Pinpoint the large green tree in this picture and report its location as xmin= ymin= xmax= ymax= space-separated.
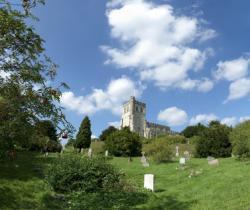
xmin=105 ymin=127 xmax=142 ymax=157
xmin=196 ymin=121 xmax=232 ymax=158
xmin=0 ymin=0 xmax=74 ymax=154
xmin=99 ymin=126 xmax=118 ymax=141
xmin=76 ymin=116 xmax=92 ymax=150
xmin=230 ymin=120 xmax=250 ymax=158
xmin=181 ymin=123 xmax=207 ymax=138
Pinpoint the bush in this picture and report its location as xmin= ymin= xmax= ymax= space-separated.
xmin=151 ymin=135 xmax=187 ymax=144
xmin=143 ymin=139 xmax=174 ymax=163
xmin=195 ymin=121 xmax=232 ymax=158
xmin=105 ymin=128 xmax=142 ymax=157
xmin=46 ymin=155 xmax=123 ymax=193
xmin=99 ymin=126 xmax=118 ymax=141
xmin=230 ymin=120 xmax=250 ymax=158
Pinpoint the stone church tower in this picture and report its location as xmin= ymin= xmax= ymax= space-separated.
xmin=121 ymin=96 xmax=146 ymax=136
xmin=121 ymin=96 xmax=173 ymax=138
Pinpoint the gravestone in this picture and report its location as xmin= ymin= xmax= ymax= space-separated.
xmin=45 ymin=152 xmax=49 ymax=157
xmin=141 ymin=152 xmax=149 ymax=167
xmin=208 ymin=158 xmax=219 ymax=166
xmin=179 ymin=157 xmax=186 ymax=165
xmin=144 ymin=174 xmax=154 ymax=191
xmin=81 ymin=148 xmax=84 ymax=154
xmin=105 ymin=150 xmax=108 ymax=157
xmin=88 ymin=148 xmax=92 ymax=158
xmin=175 ymin=146 xmax=179 ymax=157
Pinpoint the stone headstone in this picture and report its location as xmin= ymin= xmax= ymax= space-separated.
xmin=179 ymin=157 xmax=186 ymax=165
xmin=144 ymin=174 xmax=154 ymax=191
xmin=208 ymin=158 xmax=219 ymax=166
xmin=175 ymin=146 xmax=179 ymax=157
xmin=45 ymin=152 xmax=49 ymax=157
xmin=81 ymin=148 xmax=84 ymax=154
xmin=105 ymin=150 xmax=108 ymax=157
xmin=141 ymin=153 xmax=149 ymax=167
xmin=88 ymin=148 xmax=92 ymax=158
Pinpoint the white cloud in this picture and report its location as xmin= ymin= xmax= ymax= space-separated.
xmin=190 ymin=113 xmax=217 ymax=125
xmin=108 ymin=121 xmax=121 ymax=128
xmin=214 ymin=57 xmax=250 ymax=81
xmin=61 ymin=76 xmax=145 ymax=116
xmin=158 ymin=107 xmax=188 ymax=126
xmin=226 ymin=78 xmax=250 ymax=102
xmin=221 ymin=117 xmax=237 ymax=127
xmin=239 ymin=116 xmax=250 ymax=123
xmin=102 ymin=0 xmax=215 ymax=91
xmin=91 ymin=135 xmax=97 ymax=139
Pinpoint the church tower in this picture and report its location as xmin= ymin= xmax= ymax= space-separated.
xmin=121 ymin=96 xmax=146 ymax=136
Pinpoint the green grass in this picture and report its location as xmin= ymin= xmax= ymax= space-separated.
xmin=1 ymin=151 xmax=250 ymax=209
xmin=110 ymin=157 xmax=250 ymax=210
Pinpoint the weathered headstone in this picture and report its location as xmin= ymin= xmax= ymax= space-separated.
xmin=80 ymin=148 xmax=84 ymax=154
xmin=144 ymin=174 xmax=154 ymax=191
xmin=88 ymin=148 xmax=92 ymax=158
xmin=45 ymin=152 xmax=49 ymax=157
xmin=179 ymin=157 xmax=186 ymax=165
xmin=208 ymin=158 xmax=219 ymax=166
xmin=141 ymin=152 xmax=149 ymax=167
xmin=175 ymin=146 xmax=179 ymax=157
xmin=105 ymin=150 xmax=108 ymax=157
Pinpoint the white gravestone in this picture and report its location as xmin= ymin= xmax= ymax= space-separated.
xmin=81 ymin=148 xmax=84 ymax=154
xmin=183 ymin=151 xmax=190 ymax=161
xmin=179 ymin=157 xmax=186 ymax=165
xmin=175 ymin=146 xmax=179 ymax=157
xmin=88 ymin=148 xmax=92 ymax=158
xmin=105 ymin=150 xmax=108 ymax=157
xmin=144 ymin=174 xmax=154 ymax=191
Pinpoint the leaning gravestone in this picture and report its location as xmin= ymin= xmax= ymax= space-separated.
xmin=88 ymin=148 xmax=92 ymax=158
xmin=144 ymin=174 xmax=154 ymax=191
xmin=141 ymin=152 xmax=149 ymax=167
xmin=105 ymin=150 xmax=108 ymax=157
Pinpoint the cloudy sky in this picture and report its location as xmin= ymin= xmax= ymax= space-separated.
xmin=30 ymin=0 xmax=250 ymax=136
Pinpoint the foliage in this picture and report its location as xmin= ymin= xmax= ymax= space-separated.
xmin=0 ymin=1 xmax=74 ymax=156
xmin=143 ymin=139 xmax=174 ymax=163
xmin=66 ymin=138 xmax=76 ymax=147
xmin=34 ymin=120 xmax=57 ymax=142
xmin=99 ymin=126 xmax=118 ymax=141
xmin=75 ymin=116 xmax=92 ymax=149
xmin=46 ymin=155 xmax=123 ymax=193
xmin=164 ymin=135 xmax=187 ymax=144
xmin=196 ymin=121 xmax=232 ymax=158
xmin=105 ymin=128 xmax=142 ymax=157
xmin=181 ymin=123 xmax=207 ymax=138
xmin=90 ymin=141 xmax=105 ymax=155
xmin=230 ymin=120 xmax=250 ymax=158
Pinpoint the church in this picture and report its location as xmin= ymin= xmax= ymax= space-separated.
xmin=121 ymin=96 xmax=174 ymax=138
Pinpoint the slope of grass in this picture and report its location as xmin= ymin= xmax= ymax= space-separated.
xmin=1 ymin=151 xmax=250 ymax=209
xmin=111 ymin=157 xmax=250 ymax=210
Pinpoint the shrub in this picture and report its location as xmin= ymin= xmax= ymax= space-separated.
xmin=181 ymin=123 xmax=207 ymax=138
xmin=196 ymin=121 xmax=232 ymax=158
xmin=230 ymin=120 xmax=250 ymax=158
xmin=46 ymin=155 xmax=123 ymax=193
xmin=143 ymin=139 xmax=174 ymax=163
xmin=105 ymin=128 xmax=142 ymax=157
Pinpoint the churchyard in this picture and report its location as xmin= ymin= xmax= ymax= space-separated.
xmin=1 ymin=147 xmax=250 ymax=210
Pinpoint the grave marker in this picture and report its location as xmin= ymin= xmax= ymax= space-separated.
xmin=144 ymin=174 xmax=154 ymax=191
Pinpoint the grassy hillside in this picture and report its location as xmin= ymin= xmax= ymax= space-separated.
xmin=1 ymin=151 xmax=250 ymax=209
xmin=111 ymin=157 xmax=250 ymax=210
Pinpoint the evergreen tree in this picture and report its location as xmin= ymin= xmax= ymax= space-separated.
xmin=76 ymin=116 xmax=92 ymax=150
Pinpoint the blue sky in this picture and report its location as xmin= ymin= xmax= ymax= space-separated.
xmin=29 ymin=0 xmax=250 ymax=137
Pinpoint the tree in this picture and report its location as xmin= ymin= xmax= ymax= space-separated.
xmin=0 ymin=1 xmax=74 ymax=155
xmin=105 ymin=128 xmax=142 ymax=157
xmin=181 ymin=123 xmax=207 ymax=138
xmin=99 ymin=126 xmax=118 ymax=141
xmin=196 ymin=121 xmax=232 ymax=158
xmin=34 ymin=120 xmax=57 ymax=142
xmin=230 ymin=120 xmax=250 ymax=158
xmin=76 ymin=116 xmax=92 ymax=150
